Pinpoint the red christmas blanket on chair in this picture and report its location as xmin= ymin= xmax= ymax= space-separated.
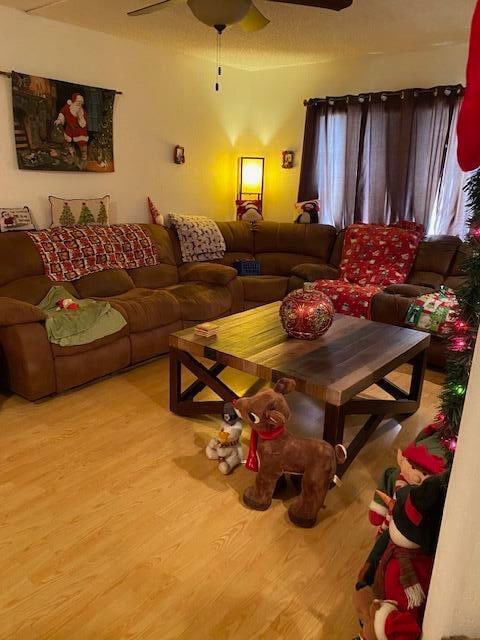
xmin=314 ymin=223 xmax=423 ymax=319
xmin=28 ymin=224 xmax=159 ymax=282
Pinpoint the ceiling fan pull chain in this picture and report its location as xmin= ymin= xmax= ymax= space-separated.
xmin=215 ymin=29 xmax=223 ymax=92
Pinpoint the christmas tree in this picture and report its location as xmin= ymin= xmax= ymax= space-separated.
xmin=97 ymin=201 xmax=108 ymax=225
xmin=59 ymin=201 xmax=75 ymax=226
xmin=434 ymin=170 xmax=480 ymax=454
xmin=78 ymin=202 xmax=95 ymax=225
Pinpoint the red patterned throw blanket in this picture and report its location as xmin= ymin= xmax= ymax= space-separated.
xmin=314 ymin=223 xmax=424 ymax=320
xmin=28 ymin=224 xmax=159 ymax=282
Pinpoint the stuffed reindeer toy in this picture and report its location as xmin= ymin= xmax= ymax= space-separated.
xmin=234 ymin=377 xmax=346 ymax=528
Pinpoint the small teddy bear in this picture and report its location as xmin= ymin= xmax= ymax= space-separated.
xmin=205 ymin=402 xmax=243 ymax=475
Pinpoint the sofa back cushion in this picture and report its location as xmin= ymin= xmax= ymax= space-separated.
xmin=253 ymin=222 xmax=336 ymax=260
xmin=216 ymin=221 xmax=255 ymax=254
xmin=128 ymin=265 xmax=179 ymax=289
xmin=74 ymin=269 xmax=135 ymax=299
xmin=0 ymin=275 xmax=78 ymax=305
xmin=252 ymin=222 xmax=337 ymax=275
xmin=407 ymin=235 xmax=461 ymax=288
xmin=444 ymin=243 xmax=471 ymax=290
xmin=142 ymin=224 xmax=180 ymax=265
xmin=0 ymin=231 xmax=44 ymax=287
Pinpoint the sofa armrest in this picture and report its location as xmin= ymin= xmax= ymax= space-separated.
xmin=0 ymin=297 xmax=47 ymax=327
xmin=383 ymin=284 xmax=435 ymax=298
xmin=178 ymin=263 xmax=237 ymax=286
xmin=291 ymin=263 xmax=340 ymax=282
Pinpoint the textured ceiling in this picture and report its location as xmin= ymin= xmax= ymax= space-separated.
xmin=0 ymin=0 xmax=475 ymax=70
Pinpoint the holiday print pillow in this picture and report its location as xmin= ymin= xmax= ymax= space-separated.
xmin=340 ymin=223 xmax=424 ymax=287
xmin=49 ymin=195 xmax=110 ymax=227
xmin=0 ymin=206 xmax=35 ymax=232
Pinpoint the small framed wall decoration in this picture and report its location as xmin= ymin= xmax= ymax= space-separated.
xmin=174 ymin=145 xmax=185 ymax=164
xmin=282 ymin=150 xmax=294 ymax=169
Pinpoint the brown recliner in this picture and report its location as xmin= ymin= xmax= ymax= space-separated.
xmin=0 ymin=224 xmax=241 ymax=400
xmin=0 ymin=220 xmax=469 ymax=401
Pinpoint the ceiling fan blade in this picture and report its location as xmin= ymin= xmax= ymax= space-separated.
xmin=268 ymin=0 xmax=353 ymax=10
xmin=240 ymin=3 xmax=270 ymax=31
xmin=127 ymin=0 xmax=182 ymax=17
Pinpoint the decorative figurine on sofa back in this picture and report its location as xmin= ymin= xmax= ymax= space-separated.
xmin=205 ymin=402 xmax=243 ymax=475
xmin=234 ymin=377 xmax=346 ymax=528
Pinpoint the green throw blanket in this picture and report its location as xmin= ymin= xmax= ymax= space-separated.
xmin=38 ymin=286 xmax=126 ymax=347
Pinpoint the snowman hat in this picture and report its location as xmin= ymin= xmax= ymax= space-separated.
xmin=391 ymin=472 xmax=449 ymax=554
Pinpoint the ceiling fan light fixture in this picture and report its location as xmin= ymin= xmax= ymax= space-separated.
xmin=187 ymin=0 xmax=252 ymax=28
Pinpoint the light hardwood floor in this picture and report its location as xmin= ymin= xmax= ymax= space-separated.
xmin=0 ymin=357 xmax=444 ymax=640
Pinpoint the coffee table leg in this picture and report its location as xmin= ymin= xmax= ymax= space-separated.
xmin=169 ymin=347 xmax=182 ymax=413
xmin=323 ymin=403 xmax=345 ymax=448
xmin=408 ymin=349 xmax=428 ymax=406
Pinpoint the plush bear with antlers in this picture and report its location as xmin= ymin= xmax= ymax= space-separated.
xmin=234 ymin=377 xmax=346 ymax=528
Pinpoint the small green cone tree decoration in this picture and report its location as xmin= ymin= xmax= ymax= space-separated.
xmin=59 ymin=201 xmax=75 ymax=226
xmin=432 ymin=169 xmax=480 ymax=456
xmin=97 ymin=201 xmax=108 ymax=225
xmin=78 ymin=202 xmax=95 ymax=225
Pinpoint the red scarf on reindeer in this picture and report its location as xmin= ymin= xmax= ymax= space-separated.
xmin=245 ymin=425 xmax=286 ymax=472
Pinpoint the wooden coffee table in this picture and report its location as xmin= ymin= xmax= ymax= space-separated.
xmin=169 ymin=302 xmax=430 ymax=475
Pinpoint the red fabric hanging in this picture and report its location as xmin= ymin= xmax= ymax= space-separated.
xmin=458 ymin=0 xmax=480 ymax=171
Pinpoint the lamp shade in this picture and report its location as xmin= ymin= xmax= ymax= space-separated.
xmin=187 ymin=0 xmax=252 ymax=27
xmin=238 ymin=157 xmax=264 ymax=196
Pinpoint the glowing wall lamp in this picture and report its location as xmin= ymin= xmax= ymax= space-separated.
xmin=236 ymin=156 xmax=265 ymax=221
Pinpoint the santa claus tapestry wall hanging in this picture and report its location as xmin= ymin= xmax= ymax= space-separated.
xmin=11 ymin=71 xmax=116 ymax=172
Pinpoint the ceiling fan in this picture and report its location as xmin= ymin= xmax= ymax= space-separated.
xmin=128 ymin=0 xmax=353 ymax=91
xmin=127 ymin=0 xmax=353 ymax=33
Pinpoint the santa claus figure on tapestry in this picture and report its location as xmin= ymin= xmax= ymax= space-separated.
xmin=55 ymin=93 xmax=89 ymax=168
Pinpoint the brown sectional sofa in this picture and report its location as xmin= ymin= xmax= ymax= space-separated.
xmin=0 ymin=221 xmax=467 ymax=401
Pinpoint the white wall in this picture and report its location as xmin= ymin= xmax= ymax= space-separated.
xmin=239 ymin=45 xmax=469 ymax=223
xmin=0 ymin=6 xmax=469 ymax=228
xmin=423 ymin=338 xmax=480 ymax=638
xmin=0 ymin=5 xmax=246 ymax=228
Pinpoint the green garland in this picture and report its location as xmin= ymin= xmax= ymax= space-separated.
xmin=437 ymin=169 xmax=480 ymax=450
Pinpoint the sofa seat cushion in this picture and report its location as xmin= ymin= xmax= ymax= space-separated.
xmin=51 ymin=323 xmax=130 ymax=357
xmin=178 ymin=263 xmax=237 ymax=286
xmin=165 ymin=283 xmax=232 ymax=322
xmin=240 ymin=275 xmax=289 ymax=303
xmin=103 ymin=288 xmax=181 ymax=332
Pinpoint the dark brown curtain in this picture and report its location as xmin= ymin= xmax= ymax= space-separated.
xmin=298 ymin=101 xmax=324 ymax=202
xmin=299 ymin=85 xmax=466 ymax=232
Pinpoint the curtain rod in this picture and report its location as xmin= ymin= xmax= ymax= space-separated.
xmin=304 ymin=84 xmax=464 ymax=107
xmin=0 ymin=70 xmax=123 ymax=94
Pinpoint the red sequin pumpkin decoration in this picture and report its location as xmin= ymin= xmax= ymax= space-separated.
xmin=279 ymin=284 xmax=334 ymax=340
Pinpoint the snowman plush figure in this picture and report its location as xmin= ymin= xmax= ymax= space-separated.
xmin=205 ymin=402 xmax=243 ymax=475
